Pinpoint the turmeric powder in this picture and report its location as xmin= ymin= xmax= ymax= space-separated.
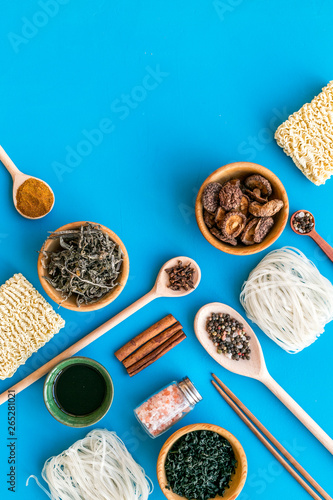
xmin=16 ymin=178 xmax=54 ymax=218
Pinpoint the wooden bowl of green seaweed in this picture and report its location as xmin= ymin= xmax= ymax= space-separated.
xmin=37 ymin=221 xmax=129 ymax=311
xmin=157 ymin=423 xmax=247 ymax=500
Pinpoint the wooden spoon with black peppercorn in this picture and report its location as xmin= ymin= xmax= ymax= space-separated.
xmin=291 ymin=210 xmax=333 ymax=263
xmin=0 ymin=144 xmax=54 ymax=219
xmin=194 ymin=302 xmax=333 ymax=454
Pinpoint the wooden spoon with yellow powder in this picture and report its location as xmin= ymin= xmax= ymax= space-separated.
xmin=0 ymin=145 xmax=54 ymax=219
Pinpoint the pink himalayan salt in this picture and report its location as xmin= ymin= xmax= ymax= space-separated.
xmin=135 ymin=384 xmax=190 ymax=436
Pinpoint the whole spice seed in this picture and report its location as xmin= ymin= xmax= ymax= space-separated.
xmin=41 ymin=223 xmax=123 ymax=307
xmin=292 ymin=211 xmax=314 ymax=234
xmin=165 ymin=260 xmax=195 ymax=291
xmin=16 ymin=178 xmax=54 ymax=218
xmin=165 ymin=430 xmax=237 ymax=500
xmin=206 ymin=312 xmax=251 ymax=361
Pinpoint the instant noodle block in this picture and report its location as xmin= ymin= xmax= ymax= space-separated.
xmin=0 ymin=273 xmax=65 ymax=380
xmin=275 ymin=81 xmax=333 ymax=185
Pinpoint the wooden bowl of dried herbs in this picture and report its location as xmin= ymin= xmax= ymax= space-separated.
xmin=157 ymin=423 xmax=247 ymax=500
xmin=37 ymin=221 xmax=129 ymax=311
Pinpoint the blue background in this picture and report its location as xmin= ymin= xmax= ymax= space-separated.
xmin=0 ymin=0 xmax=332 ymax=498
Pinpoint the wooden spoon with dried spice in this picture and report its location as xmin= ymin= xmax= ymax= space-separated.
xmin=0 ymin=144 xmax=54 ymax=219
xmin=0 ymin=256 xmax=201 ymax=405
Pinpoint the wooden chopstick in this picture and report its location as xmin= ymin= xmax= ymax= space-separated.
xmin=212 ymin=374 xmax=331 ymax=500
xmin=211 ymin=374 xmax=332 ymax=500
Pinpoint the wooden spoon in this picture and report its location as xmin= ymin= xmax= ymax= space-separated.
xmin=194 ymin=302 xmax=333 ymax=454
xmin=0 ymin=144 xmax=54 ymax=219
xmin=0 ymin=256 xmax=201 ymax=405
xmin=291 ymin=210 xmax=333 ymax=263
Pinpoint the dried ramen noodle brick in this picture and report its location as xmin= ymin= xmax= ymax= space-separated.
xmin=0 ymin=273 xmax=65 ymax=380
xmin=275 ymin=81 xmax=333 ymax=185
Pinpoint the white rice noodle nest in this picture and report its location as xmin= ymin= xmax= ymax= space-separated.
xmin=27 ymin=429 xmax=153 ymax=500
xmin=240 ymin=247 xmax=333 ymax=353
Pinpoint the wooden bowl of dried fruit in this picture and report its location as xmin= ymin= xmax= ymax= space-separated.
xmin=157 ymin=423 xmax=247 ymax=500
xmin=195 ymin=162 xmax=289 ymax=255
xmin=37 ymin=221 xmax=129 ymax=311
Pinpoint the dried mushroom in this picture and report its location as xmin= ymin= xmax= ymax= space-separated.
xmin=204 ymin=209 xmax=215 ymax=228
xmin=249 ymin=199 xmax=284 ymax=217
xmin=244 ymin=188 xmax=268 ymax=204
xmin=215 ymin=207 xmax=226 ymax=228
xmin=202 ymin=182 xmax=222 ymax=213
xmin=229 ymin=178 xmax=241 ymax=187
xmin=239 ymin=195 xmax=249 ymax=215
xmin=201 ymin=171 xmax=282 ymax=248
xmin=219 ymin=181 xmax=243 ymax=210
xmin=254 ymin=217 xmax=274 ymax=243
xmin=244 ymin=174 xmax=272 ymax=197
xmin=211 ymin=227 xmax=237 ymax=246
xmin=221 ymin=211 xmax=246 ymax=238
xmin=240 ymin=218 xmax=259 ymax=245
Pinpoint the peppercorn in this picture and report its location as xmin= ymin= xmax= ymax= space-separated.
xmin=206 ymin=312 xmax=251 ymax=361
xmin=292 ymin=211 xmax=314 ymax=234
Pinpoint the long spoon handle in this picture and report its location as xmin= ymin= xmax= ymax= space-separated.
xmin=0 ymin=289 xmax=156 ymax=406
xmin=310 ymin=230 xmax=333 ymax=263
xmin=263 ymin=373 xmax=333 ymax=454
xmin=212 ymin=374 xmax=332 ymax=500
xmin=0 ymin=145 xmax=21 ymax=179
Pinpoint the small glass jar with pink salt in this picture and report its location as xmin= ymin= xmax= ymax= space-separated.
xmin=134 ymin=377 xmax=202 ymax=438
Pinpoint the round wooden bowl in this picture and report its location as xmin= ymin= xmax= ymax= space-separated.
xmin=195 ymin=162 xmax=289 ymax=255
xmin=37 ymin=221 xmax=129 ymax=312
xmin=157 ymin=423 xmax=247 ymax=500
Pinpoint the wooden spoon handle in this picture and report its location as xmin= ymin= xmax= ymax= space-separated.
xmin=0 ymin=145 xmax=21 ymax=179
xmin=310 ymin=230 xmax=333 ymax=263
xmin=0 ymin=290 xmax=156 ymax=406
xmin=263 ymin=374 xmax=333 ymax=454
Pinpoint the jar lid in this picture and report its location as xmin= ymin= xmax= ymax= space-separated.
xmin=178 ymin=377 xmax=202 ymax=405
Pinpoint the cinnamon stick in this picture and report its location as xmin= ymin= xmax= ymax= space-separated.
xmin=114 ymin=314 xmax=177 ymax=362
xmin=123 ymin=322 xmax=182 ymax=368
xmin=128 ymin=329 xmax=185 ymax=373
xmin=127 ymin=330 xmax=186 ymax=377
